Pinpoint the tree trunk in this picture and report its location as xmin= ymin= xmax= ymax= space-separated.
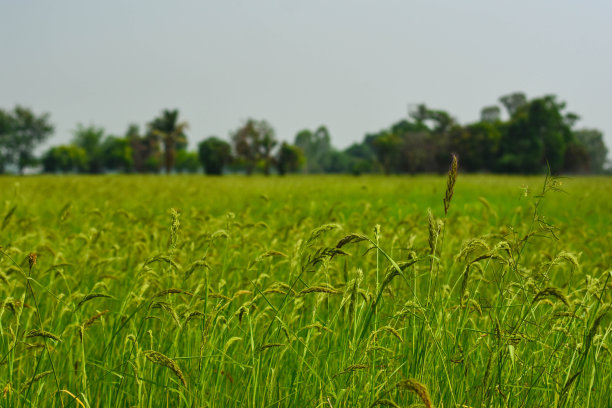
xmin=164 ymin=139 xmax=175 ymax=174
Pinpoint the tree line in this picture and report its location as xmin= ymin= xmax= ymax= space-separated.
xmin=0 ymin=92 xmax=609 ymax=175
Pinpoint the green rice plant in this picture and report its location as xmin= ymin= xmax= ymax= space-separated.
xmin=0 ymin=173 xmax=609 ymax=407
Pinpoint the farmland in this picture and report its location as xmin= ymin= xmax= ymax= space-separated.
xmin=0 ymin=174 xmax=610 ymax=407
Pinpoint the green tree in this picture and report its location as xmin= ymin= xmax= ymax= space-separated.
xmin=231 ymin=119 xmax=275 ymax=175
xmin=574 ymin=129 xmax=608 ymax=173
xmin=498 ymin=95 xmax=574 ymax=174
xmin=0 ymin=106 xmax=54 ymax=174
xmin=293 ymin=130 xmax=315 ymax=172
xmin=323 ymin=150 xmax=352 ymax=173
xmin=371 ymin=131 xmax=402 ymax=174
xmin=408 ymin=104 xmax=429 ymax=127
xmin=364 ymin=118 xmax=437 ymax=175
xmin=450 ymin=122 xmax=501 ymax=172
xmin=409 ymin=104 xmax=454 ymax=133
xmin=175 ymin=150 xmax=200 ymax=173
xmin=232 ymin=120 xmax=259 ymax=175
xmin=41 ymin=145 xmax=88 ymax=173
xmin=343 ymin=141 xmax=375 ymax=175
xmin=499 ymin=92 xmax=527 ymax=117
xmin=198 ymin=136 xmax=231 ymax=175
xmin=102 ymin=136 xmax=133 ymax=172
xmin=294 ymin=126 xmax=332 ymax=173
xmin=276 ymin=142 xmax=304 ymax=175
xmin=394 ymin=118 xmax=446 ymax=173
xmin=125 ymin=124 xmax=160 ymax=173
xmin=563 ymin=142 xmax=590 ymax=173
xmin=149 ymin=109 xmax=188 ymax=174
xmin=72 ymin=124 xmax=105 ymax=173
xmin=480 ymin=105 xmax=501 ymax=123
xmin=0 ymin=109 xmax=11 ymax=173
xmin=400 ymin=131 xmax=434 ymax=173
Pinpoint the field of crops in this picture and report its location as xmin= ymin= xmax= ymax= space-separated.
xmin=0 ymin=173 xmax=610 ymax=407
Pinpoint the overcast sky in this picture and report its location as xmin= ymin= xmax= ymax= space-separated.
xmin=1 ymin=1 xmax=610 ymax=154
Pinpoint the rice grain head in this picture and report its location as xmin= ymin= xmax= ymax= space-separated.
xmin=443 ymin=154 xmax=458 ymax=216
xmin=299 ymin=286 xmax=341 ymax=296
xmin=82 ymin=310 xmax=109 ymax=329
xmin=374 ymin=325 xmax=403 ymax=343
xmin=20 ymin=370 xmax=52 ymax=392
xmin=168 ymin=208 xmax=180 ymax=252
xmin=258 ymin=343 xmax=285 ymax=352
xmin=371 ymin=399 xmax=401 ymax=408
xmin=28 ymin=253 xmax=37 ymax=270
xmin=336 ymin=233 xmax=369 ymax=249
xmin=554 ymin=251 xmax=580 ymax=269
xmin=334 ymin=364 xmax=369 ymax=378
xmin=306 ymin=223 xmax=341 ymax=245
xmin=152 ymin=288 xmax=193 ymax=298
xmin=143 ymin=350 xmax=187 ymax=387
xmin=395 ymin=378 xmax=434 ymax=408
xmin=25 ymin=329 xmax=61 ymax=342
xmin=76 ymin=293 xmax=112 ymax=309
xmin=533 ymin=287 xmax=570 ymax=307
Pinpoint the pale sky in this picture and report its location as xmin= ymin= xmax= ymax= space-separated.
xmin=1 ymin=1 xmax=610 ymax=155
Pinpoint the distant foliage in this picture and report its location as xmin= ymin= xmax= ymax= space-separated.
xmin=294 ymin=126 xmax=333 ymax=173
xmin=346 ymin=93 xmax=608 ymax=174
xmin=1 ymin=92 xmax=608 ymax=175
xmin=231 ymin=119 xmax=277 ymax=175
xmin=41 ymin=145 xmax=88 ymax=173
xmin=72 ymin=124 xmax=106 ymax=174
xmin=102 ymin=136 xmax=134 ymax=173
xmin=198 ymin=137 xmax=231 ymax=175
xmin=0 ymin=106 xmax=53 ymax=174
xmin=175 ymin=150 xmax=199 ymax=173
xmin=148 ymin=109 xmax=189 ymax=174
xmin=276 ymin=142 xmax=304 ymax=175
xmin=574 ymin=129 xmax=608 ymax=172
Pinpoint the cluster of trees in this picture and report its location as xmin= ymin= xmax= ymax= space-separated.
xmin=346 ymin=93 xmax=608 ymax=175
xmin=0 ymin=92 xmax=609 ymax=176
xmin=40 ymin=110 xmax=196 ymax=175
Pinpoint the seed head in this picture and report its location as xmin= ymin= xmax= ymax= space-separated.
xmin=28 ymin=253 xmax=37 ymax=269
xmin=395 ymin=378 xmax=434 ymax=408
xmin=443 ymin=154 xmax=458 ymax=216
xmin=533 ymin=287 xmax=570 ymax=307
xmin=144 ymin=350 xmax=187 ymax=387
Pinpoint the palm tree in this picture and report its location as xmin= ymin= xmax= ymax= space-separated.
xmin=149 ymin=109 xmax=188 ymax=174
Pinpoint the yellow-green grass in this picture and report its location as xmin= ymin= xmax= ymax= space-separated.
xmin=0 ymin=174 xmax=610 ymax=407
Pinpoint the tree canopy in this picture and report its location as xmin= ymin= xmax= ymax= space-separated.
xmin=198 ymin=137 xmax=231 ymax=175
xmin=0 ymin=106 xmax=53 ymax=174
xmin=1 ymin=93 xmax=609 ymax=176
xmin=149 ymin=109 xmax=189 ymax=174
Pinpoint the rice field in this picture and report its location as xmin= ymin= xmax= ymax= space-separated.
xmin=0 ymin=173 xmax=610 ymax=407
